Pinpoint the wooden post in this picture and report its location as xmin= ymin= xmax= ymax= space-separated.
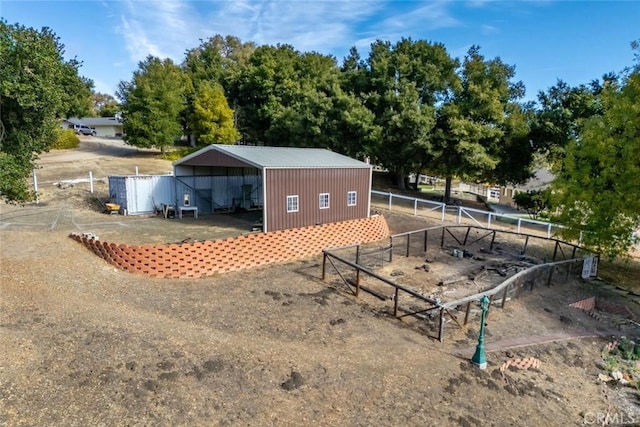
xmin=521 ymin=235 xmax=529 ymax=255
xmin=463 ymin=302 xmax=471 ymax=326
xmin=547 ymin=266 xmax=554 ymax=287
xmin=489 ymin=231 xmax=497 ymax=252
xmin=424 ymin=230 xmax=428 ymax=252
xmin=463 ymin=227 xmax=471 ymax=246
xmin=552 ymin=241 xmax=559 ymax=262
xmin=405 ymin=234 xmax=410 ymax=257
xmin=355 ymin=268 xmax=361 ymax=297
xmin=393 ymin=288 xmax=399 ymax=317
xmin=322 ymin=253 xmax=327 ymax=280
xmin=438 ymin=308 xmax=445 ymax=342
xmin=389 ymin=237 xmax=394 ymax=262
xmin=501 ymin=285 xmax=509 ymax=308
xmin=441 ymin=227 xmax=446 ymax=247
xmin=355 ymin=245 xmax=360 ymax=264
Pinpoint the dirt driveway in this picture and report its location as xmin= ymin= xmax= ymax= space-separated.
xmin=2 ymin=145 xmax=640 ymax=426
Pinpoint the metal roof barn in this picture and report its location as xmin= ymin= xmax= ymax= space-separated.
xmin=173 ymin=145 xmax=373 ymax=232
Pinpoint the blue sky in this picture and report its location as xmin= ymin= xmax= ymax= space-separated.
xmin=2 ymin=0 xmax=638 ymax=100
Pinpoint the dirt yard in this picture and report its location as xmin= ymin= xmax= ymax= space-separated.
xmin=2 ymin=140 xmax=640 ymax=426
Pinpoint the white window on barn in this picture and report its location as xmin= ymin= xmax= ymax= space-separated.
xmin=319 ymin=193 xmax=330 ymax=209
xmin=347 ymin=191 xmax=357 ymax=206
xmin=287 ymin=195 xmax=299 ymax=213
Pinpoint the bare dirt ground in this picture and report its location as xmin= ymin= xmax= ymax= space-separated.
xmin=2 ymin=141 xmax=640 ymax=426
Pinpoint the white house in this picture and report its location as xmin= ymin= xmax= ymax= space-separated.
xmin=62 ymin=117 xmax=124 ymax=138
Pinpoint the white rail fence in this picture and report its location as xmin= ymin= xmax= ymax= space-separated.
xmin=31 ymin=168 xmax=142 ymax=204
xmin=371 ymin=190 xmax=564 ymax=238
xmin=30 ymin=170 xmax=564 ymax=239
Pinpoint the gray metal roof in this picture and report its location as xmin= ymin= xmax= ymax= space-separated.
xmin=175 ymin=144 xmax=371 ymax=169
xmin=517 ymin=168 xmax=555 ymax=191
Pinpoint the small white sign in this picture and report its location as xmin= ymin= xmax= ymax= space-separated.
xmin=582 ymin=256 xmax=594 ymax=279
xmin=590 ymin=256 xmax=598 ymax=277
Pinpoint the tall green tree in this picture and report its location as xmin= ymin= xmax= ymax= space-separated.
xmin=191 ymin=82 xmax=239 ymax=145
xmin=349 ymin=39 xmax=459 ymax=190
xmin=117 ymin=56 xmax=186 ymax=153
xmin=183 ymin=35 xmax=255 ymax=144
xmin=430 ymin=46 xmax=530 ymax=202
xmin=530 ymin=80 xmax=601 ymax=166
xmin=553 ymin=69 xmax=640 ymax=259
xmin=62 ymin=72 xmax=94 ymax=118
xmin=234 ymin=45 xmax=378 ymax=155
xmin=0 ymin=21 xmax=88 ymax=202
xmin=91 ymin=92 xmax=119 ymax=117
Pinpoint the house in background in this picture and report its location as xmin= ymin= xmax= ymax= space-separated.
xmin=61 ymin=117 xmax=124 ymax=138
xmin=499 ymin=169 xmax=555 ymax=207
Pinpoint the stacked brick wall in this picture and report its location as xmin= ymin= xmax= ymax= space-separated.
xmin=570 ymin=296 xmax=634 ymax=319
xmin=70 ymin=215 xmax=389 ymax=279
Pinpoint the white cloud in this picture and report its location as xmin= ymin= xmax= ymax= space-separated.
xmin=117 ymin=15 xmax=165 ymax=62
xmin=381 ymin=1 xmax=461 ymax=32
xmin=481 ymin=24 xmax=499 ymax=35
xmin=93 ymin=78 xmax=116 ymax=95
xmin=110 ymin=0 xmax=463 ymax=64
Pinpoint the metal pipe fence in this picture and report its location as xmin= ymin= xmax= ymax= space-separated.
xmin=322 ymin=223 xmax=599 ymax=342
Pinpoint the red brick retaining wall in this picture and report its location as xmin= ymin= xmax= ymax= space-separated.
xmin=70 ymin=215 xmax=389 ymax=279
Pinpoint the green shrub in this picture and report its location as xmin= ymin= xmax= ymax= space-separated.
xmin=52 ymin=129 xmax=80 ymax=149
xmin=612 ymin=337 xmax=640 ymax=361
xmin=161 ymin=147 xmax=196 ymax=161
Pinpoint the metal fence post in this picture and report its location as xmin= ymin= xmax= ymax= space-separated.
xmin=32 ymin=169 xmax=39 ymax=204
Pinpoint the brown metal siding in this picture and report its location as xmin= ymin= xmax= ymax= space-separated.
xmin=179 ymin=150 xmax=252 ymax=168
xmin=265 ymin=168 xmax=370 ymax=232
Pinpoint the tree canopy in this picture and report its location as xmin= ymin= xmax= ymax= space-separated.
xmin=9 ymin=21 xmax=638 ymax=259
xmin=428 ymin=46 xmax=530 ymax=201
xmin=552 ymin=69 xmax=640 ymax=259
xmin=190 ymin=82 xmax=239 ymax=145
xmin=117 ymin=56 xmax=186 ymax=153
xmin=0 ymin=20 xmax=90 ymax=202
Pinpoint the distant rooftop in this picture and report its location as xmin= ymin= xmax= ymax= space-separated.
xmin=67 ymin=117 xmax=123 ymax=126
